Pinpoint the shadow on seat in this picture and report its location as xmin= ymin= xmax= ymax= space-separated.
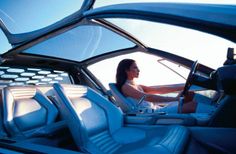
xmin=208 ymin=64 xmax=236 ymax=127
xmin=53 ymin=83 xmax=190 ymax=154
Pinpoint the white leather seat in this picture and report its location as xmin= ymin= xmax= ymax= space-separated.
xmin=2 ymin=86 xmax=60 ymax=138
xmin=53 ymin=83 xmax=190 ymax=154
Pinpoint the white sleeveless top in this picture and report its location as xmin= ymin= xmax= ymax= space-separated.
xmin=125 ymin=80 xmax=156 ymax=109
xmin=124 ymin=80 xmax=179 ymax=112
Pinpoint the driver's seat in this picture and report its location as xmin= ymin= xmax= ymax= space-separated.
xmin=109 ymin=83 xmax=138 ymax=113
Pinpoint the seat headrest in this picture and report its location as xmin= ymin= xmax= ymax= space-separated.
xmin=216 ymin=65 xmax=236 ymax=95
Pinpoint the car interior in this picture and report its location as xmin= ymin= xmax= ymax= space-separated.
xmin=0 ymin=2 xmax=235 ymax=154
xmin=0 ymin=49 xmax=234 ymax=154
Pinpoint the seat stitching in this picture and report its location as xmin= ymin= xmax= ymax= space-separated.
xmin=173 ymin=127 xmax=185 ymax=153
xmin=160 ymin=127 xmax=182 ymax=153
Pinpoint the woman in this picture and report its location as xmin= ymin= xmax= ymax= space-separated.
xmin=116 ymin=58 xmax=186 ymax=112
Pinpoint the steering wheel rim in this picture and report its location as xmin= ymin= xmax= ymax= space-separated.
xmin=182 ymin=60 xmax=198 ymax=96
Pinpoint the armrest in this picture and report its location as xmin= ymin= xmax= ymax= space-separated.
xmin=124 ymin=114 xmax=156 ymax=124
xmin=125 ymin=113 xmax=196 ymax=126
xmin=154 ymin=114 xmax=196 ymax=126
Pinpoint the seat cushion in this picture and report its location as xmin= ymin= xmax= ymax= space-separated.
xmin=113 ymin=127 xmax=146 ymax=144
xmin=115 ymin=125 xmax=189 ymax=154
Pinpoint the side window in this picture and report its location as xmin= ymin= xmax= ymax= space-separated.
xmin=88 ymin=52 xmax=189 ymax=89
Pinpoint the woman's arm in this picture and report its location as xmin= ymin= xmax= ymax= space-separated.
xmin=140 ymin=83 xmax=184 ymax=94
xmin=122 ymin=84 xmax=179 ymax=103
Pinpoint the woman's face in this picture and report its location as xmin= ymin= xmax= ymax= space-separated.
xmin=126 ymin=62 xmax=140 ymax=79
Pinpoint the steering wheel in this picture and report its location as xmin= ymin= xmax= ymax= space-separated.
xmin=182 ymin=61 xmax=199 ymax=96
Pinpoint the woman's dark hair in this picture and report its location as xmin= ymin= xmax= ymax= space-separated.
xmin=116 ymin=59 xmax=135 ymax=93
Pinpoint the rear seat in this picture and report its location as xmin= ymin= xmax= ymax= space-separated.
xmin=0 ymin=87 xmax=8 ymax=138
xmin=36 ymin=85 xmax=65 ymax=122
xmin=1 ymin=86 xmax=70 ymax=147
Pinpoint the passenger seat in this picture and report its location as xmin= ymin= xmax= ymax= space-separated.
xmin=54 ymin=83 xmax=190 ymax=154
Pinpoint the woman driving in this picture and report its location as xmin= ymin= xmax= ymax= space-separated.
xmin=116 ymin=58 xmax=193 ymax=113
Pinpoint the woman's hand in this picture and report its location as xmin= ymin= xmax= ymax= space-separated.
xmin=179 ymin=91 xmax=197 ymax=113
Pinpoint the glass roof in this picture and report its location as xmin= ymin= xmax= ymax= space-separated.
xmin=23 ymin=24 xmax=135 ymax=62
xmin=1 ymin=0 xmax=236 ymax=60
xmin=0 ymin=0 xmax=83 ymax=34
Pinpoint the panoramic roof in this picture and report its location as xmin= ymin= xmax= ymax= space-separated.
xmin=0 ymin=0 xmax=92 ymax=45
xmin=23 ymin=24 xmax=136 ymax=62
xmin=0 ymin=1 xmax=236 ymax=63
xmin=1 ymin=1 xmax=235 ymax=46
xmin=0 ymin=0 xmax=84 ymax=34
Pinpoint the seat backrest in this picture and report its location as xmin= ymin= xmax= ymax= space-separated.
xmin=53 ymin=83 xmax=123 ymax=153
xmin=208 ymin=65 xmax=236 ymax=127
xmin=2 ymin=86 xmax=58 ymax=138
xmin=209 ymin=95 xmax=236 ymax=127
xmin=109 ymin=83 xmax=137 ymax=113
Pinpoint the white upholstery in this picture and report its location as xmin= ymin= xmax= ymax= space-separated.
xmin=2 ymin=86 xmax=59 ymax=138
xmin=53 ymin=83 xmax=190 ymax=154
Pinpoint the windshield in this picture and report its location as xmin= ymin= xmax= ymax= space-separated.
xmin=0 ymin=0 xmax=84 ymax=34
xmin=106 ymin=18 xmax=236 ymax=69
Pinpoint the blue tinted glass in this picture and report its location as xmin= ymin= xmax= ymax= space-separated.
xmin=0 ymin=29 xmax=11 ymax=54
xmin=0 ymin=0 xmax=84 ymax=33
xmin=23 ymin=25 xmax=135 ymax=62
